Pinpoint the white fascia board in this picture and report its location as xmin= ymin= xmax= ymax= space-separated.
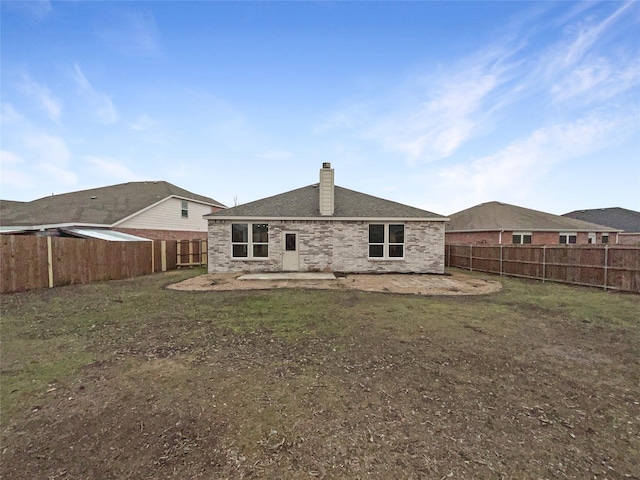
xmin=205 ymin=216 xmax=449 ymax=222
xmin=3 ymin=222 xmax=111 ymax=230
xmin=113 ymin=195 xmax=225 ymax=227
xmin=170 ymin=195 xmax=226 ymax=209
xmin=447 ymin=227 xmax=622 ymax=233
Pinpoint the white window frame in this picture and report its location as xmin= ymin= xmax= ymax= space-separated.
xmin=231 ymin=223 xmax=269 ymax=259
xmin=181 ymin=200 xmax=188 ymax=219
xmin=368 ymin=223 xmax=405 ymax=260
xmin=559 ymin=232 xmax=577 ymax=244
xmin=512 ymin=232 xmax=532 ymax=244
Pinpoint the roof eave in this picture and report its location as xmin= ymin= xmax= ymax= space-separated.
xmin=446 ymin=227 xmax=622 ymax=233
xmin=0 ymin=222 xmax=112 ymax=230
xmin=205 ymin=215 xmax=448 ymax=222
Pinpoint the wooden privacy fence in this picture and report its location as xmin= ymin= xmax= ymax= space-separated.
xmin=445 ymin=244 xmax=640 ymax=293
xmin=177 ymin=239 xmax=207 ymax=267
xmin=1 ymin=236 xmax=207 ymax=294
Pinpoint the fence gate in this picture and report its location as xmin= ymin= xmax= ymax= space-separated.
xmin=176 ymin=239 xmax=208 ymax=267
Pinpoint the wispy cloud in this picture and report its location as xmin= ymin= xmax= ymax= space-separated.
xmin=85 ymin=156 xmax=142 ymax=182
xmin=23 ymin=132 xmax=77 ymax=186
xmin=72 ymin=64 xmax=119 ymax=124
xmin=0 ymin=150 xmax=31 ymax=189
xmin=129 ymin=114 xmax=156 ymax=131
xmin=540 ymin=2 xmax=640 ymax=105
xmin=19 ymin=74 xmax=61 ymax=122
xmin=95 ymin=10 xmax=161 ymax=57
xmin=369 ymin=58 xmax=516 ymax=163
xmin=319 ymin=2 xmax=638 ymax=169
xmin=434 ymin=111 xmax=633 ymax=214
xmin=317 ymin=40 xmax=528 ymax=164
xmin=558 ymin=1 xmax=635 ymax=70
xmin=0 ymin=104 xmax=24 ymax=125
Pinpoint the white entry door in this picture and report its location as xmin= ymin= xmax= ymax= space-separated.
xmin=282 ymin=232 xmax=299 ymax=271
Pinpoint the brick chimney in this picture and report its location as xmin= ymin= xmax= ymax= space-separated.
xmin=319 ymin=162 xmax=334 ymax=216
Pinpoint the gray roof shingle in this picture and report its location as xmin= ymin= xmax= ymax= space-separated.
xmin=447 ymin=201 xmax=620 ymax=232
xmin=563 ymin=208 xmax=640 ymax=233
xmin=206 ymin=184 xmax=445 ymax=219
xmin=0 ymin=181 xmax=226 ymax=227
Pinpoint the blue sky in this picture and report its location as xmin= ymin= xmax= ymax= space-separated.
xmin=1 ymin=1 xmax=639 ymax=215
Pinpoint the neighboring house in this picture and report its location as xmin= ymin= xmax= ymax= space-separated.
xmin=563 ymin=207 xmax=640 ymax=246
xmin=0 ymin=200 xmax=26 ymax=217
xmin=205 ymin=163 xmax=447 ymax=274
xmin=0 ymin=181 xmax=226 ymax=240
xmin=446 ymin=201 xmax=620 ymax=245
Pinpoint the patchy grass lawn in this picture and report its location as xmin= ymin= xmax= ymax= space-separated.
xmin=1 ymin=268 xmax=639 ymax=479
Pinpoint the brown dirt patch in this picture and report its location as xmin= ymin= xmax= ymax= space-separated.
xmin=166 ymin=270 xmax=502 ymax=295
xmin=2 ymin=271 xmax=639 ymax=479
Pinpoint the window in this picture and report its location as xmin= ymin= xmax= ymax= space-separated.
xmin=181 ymin=200 xmax=188 ymax=218
xmin=512 ymin=232 xmax=532 ymax=244
xmin=588 ymin=233 xmax=596 ymax=244
xmin=285 ymin=233 xmax=296 ymax=251
xmin=369 ymin=224 xmax=404 ymax=259
xmin=559 ymin=232 xmax=577 ymax=244
xmin=602 ymin=234 xmax=609 ymax=244
xmin=232 ymin=223 xmax=269 ymax=258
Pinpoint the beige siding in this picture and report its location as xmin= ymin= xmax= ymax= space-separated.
xmin=118 ymin=197 xmax=212 ymax=232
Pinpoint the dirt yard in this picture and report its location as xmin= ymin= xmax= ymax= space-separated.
xmin=167 ymin=270 xmax=502 ymax=295
xmin=1 ymin=269 xmax=639 ymax=479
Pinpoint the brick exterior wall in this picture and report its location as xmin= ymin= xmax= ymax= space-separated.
xmin=618 ymin=233 xmax=639 ymax=245
xmin=446 ymin=230 xmax=618 ymax=245
xmin=208 ymin=219 xmax=445 ymax=274
xmin=114 ymin=228 xmax=207 ymax=241
xmin=445 ymin=231 xmax=501 ymax=244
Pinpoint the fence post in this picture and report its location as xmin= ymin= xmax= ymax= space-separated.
xmin=542 ymin=245 xmax=546 ymax=283
xmin=469 ymin=245 xmax=473 ymax=272
xmin=202 ymin=239 xmax=207 ymax=266
xmin=604 ymin=245 xmax=608 ymax=290
xmin=47 ymin=236 xmax=54 ymax=288
xmin=161 ymin=240 xmax=167 ymax=271
xmin=499 ymin=244 xmax=503 ymax=276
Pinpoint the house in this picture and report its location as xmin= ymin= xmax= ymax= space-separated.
xmin=0 ymin=181 xmax=226 ymax=240
xmin=205 ymin=163 xmax=447 ymax=274
xmin=0 ymin=200 xmax=25 ymax=217
xmin=563 ymin=208 xmax=640 ymax=245
xmin=445 ymin=201 xmax=620 ymax=245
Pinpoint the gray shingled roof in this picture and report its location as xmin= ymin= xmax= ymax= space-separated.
xmin=0 ymin=181 xmax=226 ymax=227
xmin=447 ymin=201 xmax=620 ymax=232
xmin=563 ymin=207 xmax=640 ymax=233
xmin=206 ymin=184 xmax=445 ymax=219
xmin=0 ymin=200 xmax=26 ymax=216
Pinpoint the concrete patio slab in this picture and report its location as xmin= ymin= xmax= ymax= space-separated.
xmin=238 ymin=272 xmax=337 ymax=281
xmin=167 ymin=270 xmax=502 ymax=296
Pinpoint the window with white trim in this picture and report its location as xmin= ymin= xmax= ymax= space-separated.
xmin=232 ymin=223 xmax=269 ymax=258
xmin=559 ymin=232 xmax=577 ymax=244
xmin=181 ymin=200 xmax=188 ymax=218
xmin=369 ymin=224 xmax=404 ymax=259
xmin=512 ymin=232 xmax=532 ymax=244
